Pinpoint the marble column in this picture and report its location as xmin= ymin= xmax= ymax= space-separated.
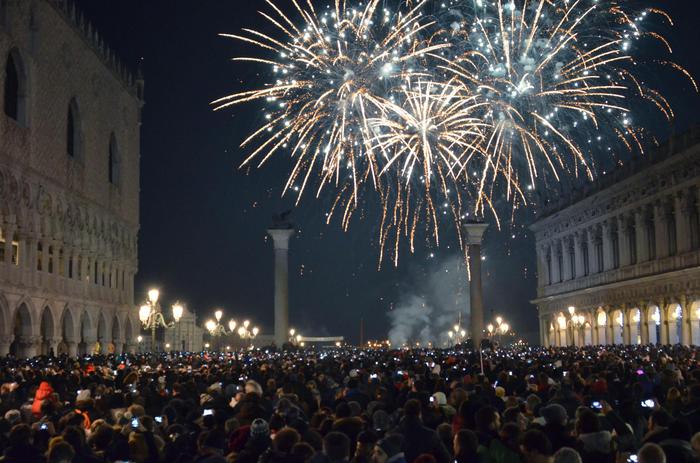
xmin=606 ymin=309 xmax=615 ymax=344
xmin=659 ymin=301 xmax=670 ymax=345
xmin=562 ymin=237 xmax=572 ymax=281
xmin=635 ymin=209 xmax=650 ymax=263
xmin=464 ymin=222 xmax=489 ymax=347
xmin=654 ymin=202 xmax=669 ymax=259
xmin=550 ymin=242 xmax=561 ymax=283
xmin=639 ymin=304 xmax=650 ymax=345
xmin=0 ymin=337 xmax=12 ymax=356
xmin=574 ymin=233 xmax=585 ymax=279
xmin=622 ymin=306 xmax=632 ymax=345
xmin=587 ymin=228 xmax=599 ymax=274
xmin=591 ymin=314 xmax=600 ymax=345
xmin=680 ymin=295 xmax=692 ymax=346
xmin=536 ymin=246 xmax=549 ymax=286
xmin=539 ymin=316 xmax=548 ymax=347
xmin=65 ymin=341 xmax=78 ymax=358
xmin=18 ymin=335 xmax=41 ymax=358
xmin=602 ymin=221 xmax=615 ymax=271
xmin=676 ymin=192 xmax=692 ymax=254
xmin=618 ymin=215 xmax=631 ymax=267
xmin=268 ymin=227 xmax=295 ymax=347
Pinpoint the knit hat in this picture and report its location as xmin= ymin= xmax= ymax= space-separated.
xmin=4 ymin=409 xmax=20 ymax=425
xmin=250 ymin=418 xmax=270 ymax=438
xmin=541 ymin=403 xmax=568 ymax=426
xmin=431 ymin=392 xmax=447 ymax=406
xmin=377 ymin=434 xmax=404 ymax=458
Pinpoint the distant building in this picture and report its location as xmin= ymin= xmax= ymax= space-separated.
xmin=164 ymin=305 xmax=204 ymax=353
xmin=532 ymin=130 xmax=700 ymax=347
xmin=0 ymin=1 xmax=143 ymax=356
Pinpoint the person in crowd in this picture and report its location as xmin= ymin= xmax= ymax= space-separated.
xmin=637 ymin=443 xmax=667 ymax=463
xmin=1 ymin=344 xmax=699 ymax=463
xmin=520 ymin=430 xmax=553 ymax=463
xmin=391 ymin=399 xmax=450 ymax=463
xmin=552 ymin=447 xmax=582 ymax=463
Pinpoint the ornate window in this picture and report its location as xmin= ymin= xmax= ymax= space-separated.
xmin=108 ymin=134 xmax=120 ymax=186
xmin=3 ymin=49 xmax=27 ymax=125
xmin=67 ymin=98 xmax=82 ymax=159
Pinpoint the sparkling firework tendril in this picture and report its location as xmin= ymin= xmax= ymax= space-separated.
xmin=215 ymin=0 xmax=696 ymax=266
xmin=435 ymin=0 xmax=697 ymax=214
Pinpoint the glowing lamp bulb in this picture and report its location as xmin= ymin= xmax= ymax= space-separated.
xmin=228 ymin=320 xmax=236 ymax=332
xmin=172 ymin=303 xmax=184 ymax=322
xmin=205 ymin=320 xmax=216 ymax=332
xmin=215 ymin=310 xmax=223 ymax=321
xmin=139 ymin=305 xmax=151 ymax=323
xmin=148 ymin=289 xmax=160 ymax=304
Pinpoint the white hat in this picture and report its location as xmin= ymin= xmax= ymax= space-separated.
xmin=76 ymin=389 xmax=91 ymax=402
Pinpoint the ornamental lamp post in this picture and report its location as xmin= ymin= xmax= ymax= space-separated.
xmin=138 ymin=289 xmax=183 ymax=352
xmin=205 ymin=309 xmax=237 ymax=352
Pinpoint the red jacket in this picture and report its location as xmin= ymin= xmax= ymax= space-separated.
xmin=32 ymin=381 xmax=54 ymax=416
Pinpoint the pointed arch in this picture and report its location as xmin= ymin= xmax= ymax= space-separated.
xmin=4 ymin=48 xmax=28 ymax=126
xmin=60 ymin=306 xmax=76 ymax=343
xmin=10 ymin=302 xmax=33 ymax=356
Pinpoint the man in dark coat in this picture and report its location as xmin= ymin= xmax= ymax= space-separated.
xmin=391 ymin=399 xmax=450 ymax=463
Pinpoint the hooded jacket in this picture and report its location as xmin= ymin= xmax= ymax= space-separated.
xmin=31 ymin=381 xmax=53 ymax=417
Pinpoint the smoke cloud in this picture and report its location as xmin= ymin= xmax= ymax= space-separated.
xmin=387 ymin=254 xmax=470 ymax=347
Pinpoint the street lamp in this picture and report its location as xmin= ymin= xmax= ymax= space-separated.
xmin=205 ymin=309 xmax=237 ymax=352
xmin=564 ymin=306 xmax=586 ymax=346
xmin=485 ymin=316 xmax=512 ymax=346
xmin=137 ymin=335 xmax=143 ymax=353
xmin=138 ymin=289 xmax=183 ymax=352
xmin=238 ymin=322 xmax=259 ymax=348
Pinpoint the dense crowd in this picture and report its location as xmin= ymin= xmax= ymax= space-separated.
xmin=1 ymin=344 xmax=700 ymax=463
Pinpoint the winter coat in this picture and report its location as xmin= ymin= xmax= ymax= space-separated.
xmin=576 ymin=430 xmax=615 ymax=463
xmin=31 ymin=381 xmax=53 ymax=417
xmin=392 ymin=416 xmax=451 ymax=463
xmin=659 ymin=438 xmax=698 ymax=463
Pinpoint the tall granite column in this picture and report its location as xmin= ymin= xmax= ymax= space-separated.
xmin=464 ymin=222 xmax=488 ymax=348
xmin=267 ymin=227 xmax=295 ymax=348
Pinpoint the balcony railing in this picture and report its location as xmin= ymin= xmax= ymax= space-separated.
xmin=0 ymin=261 xmax=128 ymax=305
xmin=538 ymin=248 xmax=700 ymax=298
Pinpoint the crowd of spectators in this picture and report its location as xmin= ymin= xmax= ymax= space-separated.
xmin=1 ymin=344 xmax=700 ymax=463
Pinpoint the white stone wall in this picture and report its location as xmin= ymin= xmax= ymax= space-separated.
xmin=531 ymin=131 xmax=700 ymax=347
xmin=0 ymin=0 xmax=142 ymax=357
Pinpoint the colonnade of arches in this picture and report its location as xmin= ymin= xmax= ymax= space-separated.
xmin=0 ymin=295 xmax=138 ymax=357
xmin=544 ymin=298 xmax=700 ymax=347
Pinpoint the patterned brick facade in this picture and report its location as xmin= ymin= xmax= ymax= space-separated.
xmin=0 ymin=0 xmax=142 ymax=356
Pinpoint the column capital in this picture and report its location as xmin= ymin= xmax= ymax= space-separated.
xmin=463 ymin=222 xmax=489 ymax=245
xmin=267 ymin=228 xmax=295 ymax=250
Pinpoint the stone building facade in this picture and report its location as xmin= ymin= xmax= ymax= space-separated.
xmin=0 ymin=0 xmax=143 ymax=357
xmin=532 ymin=129 xmax=700 ymax=347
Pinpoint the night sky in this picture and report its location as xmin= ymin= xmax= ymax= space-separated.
xmin=74 ymin=1 xmax=700 ymax=344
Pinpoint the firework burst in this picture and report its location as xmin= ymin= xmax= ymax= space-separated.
xmin=216 ymin=0 xmax=696 ymax=266
xmin=435 ymin=0 xmax=697 ymax=213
